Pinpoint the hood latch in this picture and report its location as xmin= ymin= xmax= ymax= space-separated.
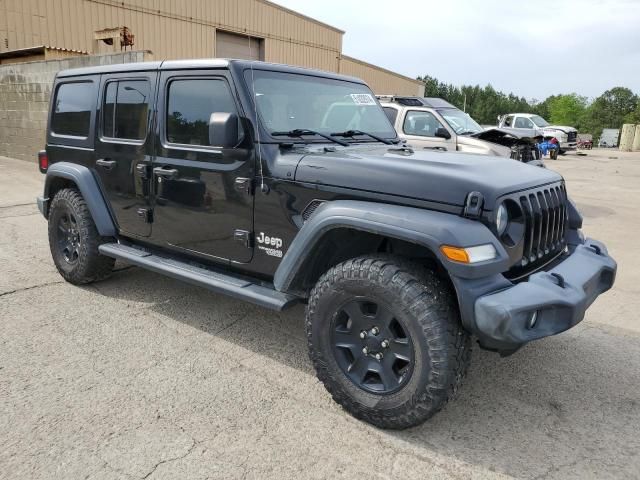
xmin=463 ymin=191 xmax=484 ymax=218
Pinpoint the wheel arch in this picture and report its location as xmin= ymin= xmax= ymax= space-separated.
xmin=273 ymin=200 xmax=510 ymax=296
xmin=44 ymin=162 xmax=117 ymax=237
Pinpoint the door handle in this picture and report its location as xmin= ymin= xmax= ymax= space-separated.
xmin=96 ymin=158 xmax=116 ymax=170
xmin=153 ymin=167 xmax=179 ymax=179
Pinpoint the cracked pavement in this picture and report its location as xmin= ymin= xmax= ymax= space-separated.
xmin=1 ymin=153 xmax=639 ymax=479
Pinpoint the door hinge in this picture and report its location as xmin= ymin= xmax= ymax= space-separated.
xmin=137 ymin=208 xmax=153 ymax=223
xmin=233 ymin=229 xmax=253 ymax=248
xmin=234 ymin=177 xmax=253 ymax=195
xmin=136 ymin=163 xmax=151 ymax=180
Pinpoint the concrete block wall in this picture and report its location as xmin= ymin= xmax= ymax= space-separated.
xmin=0 ymin=51 xmax=151 ymax=162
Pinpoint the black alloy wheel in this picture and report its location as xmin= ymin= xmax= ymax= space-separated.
xmin=48 ymin=188 xmax=114 ymax=284
xmin=56 ymin=211 xmax=81 ymax=263
xmin=331 ymin=298 xmax=414 ymax=394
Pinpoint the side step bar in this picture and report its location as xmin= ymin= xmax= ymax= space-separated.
xmin=98 ymin=243 xmax=299 ymax=311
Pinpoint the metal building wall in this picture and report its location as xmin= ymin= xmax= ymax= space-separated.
xmin=0 ymin=0 xmax=343 ymax=70
xmin=0 ymin=0 xmax=422 ymax=98
xmin=339 ymin=55 xmax=424 ymax=96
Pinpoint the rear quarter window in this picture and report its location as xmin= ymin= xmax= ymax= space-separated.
xmin=51 ymin=81 xmax=95 ymax=137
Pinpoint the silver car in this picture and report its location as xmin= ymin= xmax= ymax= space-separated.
xmin=378 ymin=96 xmax=542 ymax=164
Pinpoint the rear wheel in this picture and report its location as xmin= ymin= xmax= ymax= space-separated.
xmin=306 ymin=255 xmax=471 ymax=429
xmin=48 ymin=188 xmax=115 ymax=284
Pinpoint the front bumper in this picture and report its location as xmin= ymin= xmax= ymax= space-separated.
xmin=472 ymin=238 xmax=616 ymax=351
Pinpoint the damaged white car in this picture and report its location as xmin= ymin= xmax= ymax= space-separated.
xmin=379 ymin=96 xmax=543 ymax=164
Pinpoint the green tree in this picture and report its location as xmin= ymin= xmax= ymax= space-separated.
xmin=547 ymin=94 xmax=588 ymax=128
xmin=581 ymin=87 xmax=638 ymax=140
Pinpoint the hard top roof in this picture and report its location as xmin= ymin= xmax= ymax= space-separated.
xmin=377 ymin=96 xmax=457 ymax=109
xmin=56 ymin=58 xmax=365 ymax=85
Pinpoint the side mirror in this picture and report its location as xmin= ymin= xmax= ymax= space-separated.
xmin=435 ymin=127 xmax=451 ymax=140
xmin=208 ymin=112 xmax=238 ymax=148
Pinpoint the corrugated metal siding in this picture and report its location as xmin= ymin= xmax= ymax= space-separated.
xmin=339 ymin=56 xmax=424 ymax=96
xmin=0 ymin=0 xmax=343 ymax=68
xmin=0 ymin=0 xmax=421 ymax=98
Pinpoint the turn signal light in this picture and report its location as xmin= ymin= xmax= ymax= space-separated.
xmin=440 ymin=244 xmax=498 ymax=264
xmin=440 ymin=246 xmax=470 ymax=263
xmin=38 ymin=150 xmax=48 ymax=173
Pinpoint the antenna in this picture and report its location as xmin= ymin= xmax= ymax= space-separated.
xmin=247 ymin=36 xmax=267 ymax=193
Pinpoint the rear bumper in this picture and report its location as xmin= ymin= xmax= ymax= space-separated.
xmin=468 ymin=238 xmax=616 ymax=351
xmin=37 ymin=196 xmax=49 ymax=218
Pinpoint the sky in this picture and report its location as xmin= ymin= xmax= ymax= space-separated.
xmin=273 ymin=0 xmax=640 ymax=101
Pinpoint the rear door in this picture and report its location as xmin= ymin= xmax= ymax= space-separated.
xmin=94 ymin=71 xmax=157 ymax=237
xmin=150 ymin=70 xmax=254 ymax=264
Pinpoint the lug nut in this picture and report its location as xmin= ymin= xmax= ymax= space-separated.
xmin=359 ymin=331 xmax=367 ymax=339
xmin=381 ymin=340 xmax=390 ymax=348
xmin=371 ymin=327 xmax=379 ymax=335
xmin=362 ymin=347 xmax=369 ymax=355
xmin=375 ymin=353 xmax=383 ymax=361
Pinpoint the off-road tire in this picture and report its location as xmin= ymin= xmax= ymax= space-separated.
xmin=48 ymin=188 xmax=115 ymax=284
xmin=306 ymin=255 xmax=471 ymax=429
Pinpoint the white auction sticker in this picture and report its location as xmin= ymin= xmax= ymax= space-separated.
xmin=350 ymin=93 xmax=377 ymax=105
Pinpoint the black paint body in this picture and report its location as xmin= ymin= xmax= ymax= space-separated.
xmin=45 ymin=59 xmax=563 ymax=282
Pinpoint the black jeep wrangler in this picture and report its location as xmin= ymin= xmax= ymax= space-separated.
xmin=37 ymin=59 xmax=616 ymax=429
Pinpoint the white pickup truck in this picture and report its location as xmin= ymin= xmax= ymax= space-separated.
xmin=498 ymin=113 xmax=578 ymax=153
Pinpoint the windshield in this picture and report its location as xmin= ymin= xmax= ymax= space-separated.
xmin=244 ymin=70 xmax=396 ymax=141
xmin=530 ymin=115 xmax=550 ymax=127
xmin=436 ymin=108 xmax=483 ymax=134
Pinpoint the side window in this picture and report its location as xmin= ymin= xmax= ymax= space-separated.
xmin=166 ymin=78 xmax=241 ymax=147
xmin=503 ymin=115 xmax=514 ymax=127
xmin=51 ymin=82 xmax=94 ymax=137
xmin=514 ymin=117 xmax=533 ymax=129
xmin=402 ymin=111 xmax=446 ymax=138
xmin=382 ymin=107 xmax=399 ymax=125
xmin=102 ymin=79 xmax=151 ymax=141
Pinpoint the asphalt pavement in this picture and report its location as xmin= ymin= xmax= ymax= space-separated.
xmin=1 ymin=151 xmax=639 ymax=479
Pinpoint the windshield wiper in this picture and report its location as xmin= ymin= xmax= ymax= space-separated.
xmin=459 ymin=130 xmax=478 ymax=136
xmin=330 ymin=129 xmax=395 ymax=145
xmin=271 ymin=129 xmax=349 ymax=147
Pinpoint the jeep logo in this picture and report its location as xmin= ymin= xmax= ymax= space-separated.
xmin=256 ymin=232 xmax=283 ymax=249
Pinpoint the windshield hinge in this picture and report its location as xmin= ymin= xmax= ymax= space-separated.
xmin=463 ymin=191 xmax=484 ymax=218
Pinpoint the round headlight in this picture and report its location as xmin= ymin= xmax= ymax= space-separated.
xmin=496 ymin=203 xmax=509 ymax=236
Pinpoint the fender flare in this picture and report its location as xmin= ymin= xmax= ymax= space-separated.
xmin=273 ymin=200 xmax=510 ymax=292
xmin=43 ymin=162 xmax=117 ymax=237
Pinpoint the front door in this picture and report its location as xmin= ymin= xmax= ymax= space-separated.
xmin=150 ymin=71 xmax=254 ymax=264
xmin=400 ymin=110 xmax=455 ymax=152
xmin=94 ymin=72 xmax=157 ymax=237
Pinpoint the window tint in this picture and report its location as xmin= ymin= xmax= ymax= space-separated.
xmin=102 ymin=80 xmax=150 ymax=140
xmin=52 ymin=82 xmax=94 ymax=137
xmin=166 ymin=79 xmax=239 ymax=146
xmin=383 ymin=107 xmax=398 ymax=125
xmin=402 ymin=111 xmax=446 ymax=137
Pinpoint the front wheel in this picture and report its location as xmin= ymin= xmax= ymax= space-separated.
xmin=306 ymin=255 xmax=471 ymax=429
xmin=48 ymin=188 xmax=115 ymax=284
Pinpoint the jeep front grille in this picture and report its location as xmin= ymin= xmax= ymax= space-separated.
xmin=567 ymin=131 xmax=577 ymax=143
xmin=518 ymin=184 xmax=568 ymax=268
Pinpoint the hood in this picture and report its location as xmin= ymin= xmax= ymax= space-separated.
xmin=294 ymin=145 xmax=561 ymax=209
xmin=475 ymin=127 xmax=540 ymax=143
xmin=544 ymin=125 xmax=577 ymax=134
xmin=455 ymin=134 xmax=511 ymax=158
